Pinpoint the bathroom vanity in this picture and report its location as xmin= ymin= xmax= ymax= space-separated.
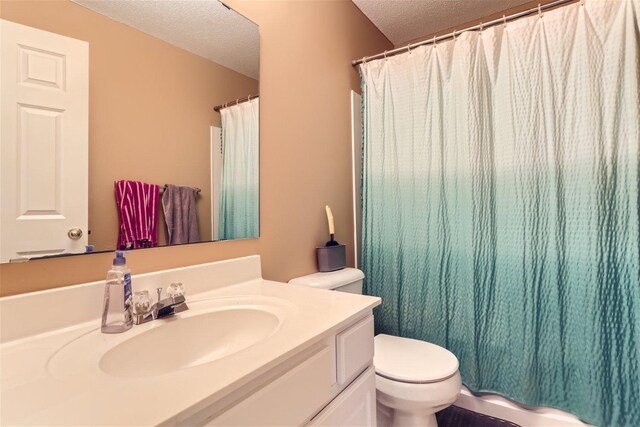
xmin=0 ymin=256 xmax=380 ymax=426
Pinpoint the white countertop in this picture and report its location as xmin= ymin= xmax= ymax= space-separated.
xmin=0 ymin=259 xmax=380 ymax=426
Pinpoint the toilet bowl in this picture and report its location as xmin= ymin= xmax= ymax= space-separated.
xmin=374 ymin=334 xmax=461 ymax=427
xmin=289 ymin=268 xmax=461 ymax=427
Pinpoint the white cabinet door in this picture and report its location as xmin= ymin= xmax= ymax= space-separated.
xmin=336 ymin=315 xmax=374 ymax=385
xmin=309 ymin=367 xmax=377 ymax=427
xmin=1 ymin=19 xmax=88 ymax=262
xmin=205 ymin=346 xmax=335 ymax=426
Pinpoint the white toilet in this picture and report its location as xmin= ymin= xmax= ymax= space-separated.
xmin=289 ymin=268 xmax=461 ymax=427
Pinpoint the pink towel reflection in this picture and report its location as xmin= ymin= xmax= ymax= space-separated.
xmin=115 ymin=180 xmax=160 ymax=249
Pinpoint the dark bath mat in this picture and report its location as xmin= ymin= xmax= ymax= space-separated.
xmin=436 ymin=405 xmax=522 ymax=427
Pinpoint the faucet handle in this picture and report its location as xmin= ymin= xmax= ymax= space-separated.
xmin=167 ymin=282 xmax=185 ymax=298
xmin=132 ymin=290 xmax=153 ymax=315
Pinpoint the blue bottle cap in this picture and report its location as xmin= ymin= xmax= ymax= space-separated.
xmin=113 ymin=250 xmax=126 ymax=266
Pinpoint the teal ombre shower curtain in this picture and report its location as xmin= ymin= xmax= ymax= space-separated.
xmin=219 ymin=98 xmax=259 ymax=240
xmin=360 ymin=1 xmax=640 ymax=426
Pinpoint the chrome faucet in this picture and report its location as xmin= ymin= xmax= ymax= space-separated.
xmin=133 ymin=284 xmax=189 ymax=325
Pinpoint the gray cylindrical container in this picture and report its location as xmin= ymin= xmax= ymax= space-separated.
xmin=316 ymin=244 xmax=347 ymax=272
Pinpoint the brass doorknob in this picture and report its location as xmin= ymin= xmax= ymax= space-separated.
xmin=68 ymin=227 xmax=83 ymax=240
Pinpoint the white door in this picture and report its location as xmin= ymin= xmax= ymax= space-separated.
xmin=1 ymin=19 xmax=88 ymax=262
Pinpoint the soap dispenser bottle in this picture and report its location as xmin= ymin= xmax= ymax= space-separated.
xmin=101 ymin=251 xmax=133 ymax=333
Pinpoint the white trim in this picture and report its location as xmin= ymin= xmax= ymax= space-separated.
xmin=350 ymin=91 xmax=362 ymax=268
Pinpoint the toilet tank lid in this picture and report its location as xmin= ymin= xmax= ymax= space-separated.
xmin=288 ymin=268 xmax=364 ymax=290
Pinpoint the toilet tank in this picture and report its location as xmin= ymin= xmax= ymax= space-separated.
xmin=288 ymin=268 xmax=365 ymax=294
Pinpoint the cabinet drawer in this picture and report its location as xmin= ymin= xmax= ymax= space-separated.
xmin=207 ymin=345 xmax=334 ymax=426
xmin=308 ymin=366 xmax=377 ymax=427
xmin=336 ymin=315 xmax=374 ymax=385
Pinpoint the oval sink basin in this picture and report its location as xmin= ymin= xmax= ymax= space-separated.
xmin=47 ymin=298 xmax=291 ymax=381
xmin=100 ymin=308 xmax=280 ymax=377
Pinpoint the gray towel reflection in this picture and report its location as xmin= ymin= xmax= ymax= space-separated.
xmin=162 ymin=184 xmax=200 ymax=245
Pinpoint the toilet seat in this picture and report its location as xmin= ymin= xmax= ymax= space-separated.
xmin=374 ymin=334 xmax=459 ymax=384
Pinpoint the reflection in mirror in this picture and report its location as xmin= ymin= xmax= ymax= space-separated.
xmin=218 ymin=97 xmax=259 ymax=240
xmin=0 ymin=0 xmax=259 ymax=263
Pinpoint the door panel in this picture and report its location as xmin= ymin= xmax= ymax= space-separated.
xmin=1 ymin=19 xmax=88 ymax=262
xmin=19 ymin=105 xmax=63 ymax=217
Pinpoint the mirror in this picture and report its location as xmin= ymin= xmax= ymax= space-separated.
xmin=0 ymin=0 xmax=259 ymax=263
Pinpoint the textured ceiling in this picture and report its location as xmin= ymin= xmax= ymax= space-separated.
xmin=352 ymin=0 xmax=533 ymax=46
xmin=72 ymin=0 xmax=259 ymax=79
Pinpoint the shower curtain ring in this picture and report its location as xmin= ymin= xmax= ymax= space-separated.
xmin=538 ymin=4 xmax=543 ymax=18
xmin=383 ymin=50 xmax=388 ymax=60
xmin=432 ymin=35 xmax=436 ymax=48
xmin=406 ymin=44 xmax=411 ymax=54
xmin=503 ymin=15 xmax=507 ymax=27
xmin=452 ymin=30 xmax=456 ymax=40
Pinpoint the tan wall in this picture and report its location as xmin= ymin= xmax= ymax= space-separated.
xmin=0 ymin=0 xmax=392 ymax=296
xmin=0 ymin=0 xmax=259 ymax=251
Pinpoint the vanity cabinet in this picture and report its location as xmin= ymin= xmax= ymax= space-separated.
xmin=181 ymin=314 xmax=376 ymax=427
xmin=0 ymin=256 xmax=382 ymax=426
xmin=309 ymin=367 xmax=376 ymax=426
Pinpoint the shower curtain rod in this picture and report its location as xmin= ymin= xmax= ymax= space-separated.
xmin=213 ymin=94 xmax=259 ymax=112
xmin=351 ymin=0 xmax=578 ymax=66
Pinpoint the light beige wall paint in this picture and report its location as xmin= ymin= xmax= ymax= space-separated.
xmin=0 ymin=0 xmax=392 ymax=296
xmin=0 ymin=0 xmax=259 ymax=252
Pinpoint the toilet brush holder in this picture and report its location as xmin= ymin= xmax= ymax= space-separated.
xmin=316 ymin=244 xmax=346 ymax=272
